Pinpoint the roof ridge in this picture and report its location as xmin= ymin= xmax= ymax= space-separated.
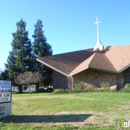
xmin=104 ymin=53 xmax=117 ymax=71
xmin=89 ymin=51 xmax=117 ymax=72
xmin=69 ymin=53 xmax=96 ymax=76
xmin=51 ymin=48 xmax=93 ymax=56
xmin=88 ymin=52 xmax=97 ymax=66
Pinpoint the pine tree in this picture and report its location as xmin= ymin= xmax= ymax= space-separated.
xmin=32 ymin=20 xmax=52 ymax=91
xmin=5 ymin=19 xmax=34 ymax=93
xmin=0 ymin=69 xmax=9 ymax=80
xmin=0 ymin=72 xmax=2 ymax=80
xmin=33 ymin=20 xmax=52 ymax=57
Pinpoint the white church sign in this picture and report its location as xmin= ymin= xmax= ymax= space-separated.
xmin=0 ymin=81 xmax=12 ymax=119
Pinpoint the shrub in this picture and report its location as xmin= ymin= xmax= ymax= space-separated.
xmin=63 ymin=89 xmax=70 ymax=93
xmin=53 ymin=89 xmax=60 ymax=94
xmin=120 ymin=83 xmax=130 ymax=92
xmin=53 ymin=89 xmax=71 ymax=94
xmin=84 ymin=85 xmax=97 ymax=92
xmin=124 ymin=83 xmax=130 ymax=89
xmin=74 ymin=82 xmax=85 ymax=92
xmin=88 ymin=85 xmax=97 ymax=92
xmin=100 ymin=81 xmax=110 ymax=90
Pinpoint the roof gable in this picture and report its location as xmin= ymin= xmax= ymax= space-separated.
xmin=105 ymin=45 xmax=130 ymax=71
xmin=37 ymin=45 xmax=130 ymax=76
xmin=89 ymin=51 xmax=116 ymax=72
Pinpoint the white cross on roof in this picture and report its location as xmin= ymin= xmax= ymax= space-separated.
xmin=93 ymin=17 xmax=104 ymax=51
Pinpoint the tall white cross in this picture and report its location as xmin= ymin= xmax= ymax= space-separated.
xmin=93 ymin=17 xmax=104 ymax=51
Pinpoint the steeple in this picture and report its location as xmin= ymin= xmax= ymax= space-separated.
xmin=93 ymin=17 xmax=104 ymax=51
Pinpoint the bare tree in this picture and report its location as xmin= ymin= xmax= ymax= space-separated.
xmin=16 ymin=71 xmax=43 ymax=94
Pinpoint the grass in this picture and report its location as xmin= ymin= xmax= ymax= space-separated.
xmin=0 ymin=92 xmax=130 ymax=129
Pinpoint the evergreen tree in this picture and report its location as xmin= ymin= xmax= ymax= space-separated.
xmin=5 ymin=19 xmax=34 ymax=93
xmin=33 ymin=20 xmax=52 ymax=57
xmin=32 ymin=20 xmax=52 ymax=91
xmin=0 ymin=72 xmax=2 ymax=80
xmin=0 ymin=69 xmax=10 ymax=80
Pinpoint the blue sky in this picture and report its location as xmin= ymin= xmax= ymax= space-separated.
xmin=0 ymin=0 xmax=130 ymax=70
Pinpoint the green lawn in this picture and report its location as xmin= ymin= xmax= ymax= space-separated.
xmin=0 ymin=92 xmax=130 ymax=130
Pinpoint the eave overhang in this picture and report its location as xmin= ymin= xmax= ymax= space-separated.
xmin=36 ymin=58 xmax=69 ymax=77
xmin=37 ymin=58 xmax=125 ymax=77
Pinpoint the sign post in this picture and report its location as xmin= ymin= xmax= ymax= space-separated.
xmin=0 ymin=81 xmax=12 ymax=119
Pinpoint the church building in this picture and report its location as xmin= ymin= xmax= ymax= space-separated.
xmin=37 ymin=17 xmax=130 ymax=90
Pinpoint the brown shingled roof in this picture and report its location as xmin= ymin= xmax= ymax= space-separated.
xmin=37 ymin=45 xmax=130 ymax=76
xmin=89 ymin=52 xmax=116 ymax=72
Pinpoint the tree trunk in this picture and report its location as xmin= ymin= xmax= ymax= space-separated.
xmin=36 ymin=83 xmax=39 ymax=92
xmin=28 ymin=85 xmax=31 ymax=95
xmin=18 ymin=85 xmax=23 ymax=93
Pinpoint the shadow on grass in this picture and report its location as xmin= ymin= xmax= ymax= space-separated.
xmin=0 ymin=114 xmax=92 ymax=123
